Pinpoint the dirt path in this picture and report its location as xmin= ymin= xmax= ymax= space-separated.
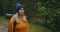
xmin=0 ymin=24 xmax=8 ymax=32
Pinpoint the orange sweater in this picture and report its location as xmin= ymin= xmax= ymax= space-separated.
xmin=8 ymin=16 xmax=30 ymax=32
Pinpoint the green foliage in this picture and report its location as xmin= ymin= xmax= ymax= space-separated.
xmin=0 ymin=0 xmax=60 ymax=32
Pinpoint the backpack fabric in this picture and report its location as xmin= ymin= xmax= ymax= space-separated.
xmin=13 ymin=15 xmax=17 ymax=32
xmin=13 ymin=20 xmax=17 ymax=32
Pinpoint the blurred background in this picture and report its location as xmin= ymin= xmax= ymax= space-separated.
xmin=0 ymin=0 xmax=60 ymax=32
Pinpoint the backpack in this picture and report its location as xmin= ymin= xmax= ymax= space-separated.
xmin=13 ymin=16 xmax=17 ymax=32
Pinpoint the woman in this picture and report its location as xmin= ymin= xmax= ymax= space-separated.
xmin=8 ymin=3 xmax=30 ymax=32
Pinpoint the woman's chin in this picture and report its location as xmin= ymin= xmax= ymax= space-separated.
xmin=20 ymin=14 xmax=24 ymax=16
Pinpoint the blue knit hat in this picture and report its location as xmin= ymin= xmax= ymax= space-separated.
xmin=16 ymin=3 xmax=24 ymax=12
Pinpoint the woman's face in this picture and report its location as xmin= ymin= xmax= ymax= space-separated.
xmin=18 ymin=8 xmax=24 ymax=16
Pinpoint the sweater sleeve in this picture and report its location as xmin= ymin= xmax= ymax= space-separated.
xmin=8 ymin=17 xmax=14 ymax=32
xmin=25 ymin=20 xmax=30 ymax=32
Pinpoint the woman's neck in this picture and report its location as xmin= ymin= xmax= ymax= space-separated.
xmin=18 ymin=14 xmax=24 ymax=18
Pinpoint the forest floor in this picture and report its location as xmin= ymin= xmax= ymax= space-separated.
xmin=0 ymin=24 xmax=8 ymax=32
xmin=0 ymin=16 xmax=52 ymax=32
